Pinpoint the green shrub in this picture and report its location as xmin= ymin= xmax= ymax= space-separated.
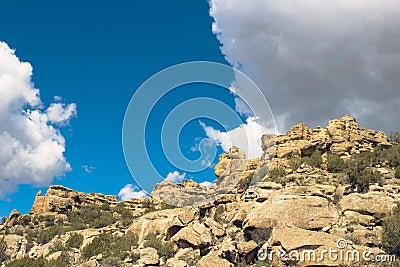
xmin=395 ymin=167 xmax=400 ymax=179
xmin=289 ymin=157 xmax=302 ymax=171
xmin=38 ymin=215 xmax=55 ymax=227
xmin=237 ymin=171 xmax=254 ymax=191
xmin=390 ymin=132 xmax=400 ymax=143
xmin=82 ymin=231 xmax=138 ymax=261
xmin=310 ymin=150 xmax=323 ymax=167
xmin=382 ymin=204 xmax=400 ymax=256
xmin=2 ymin=217 xmax=7 ymax=225
xmin=1 ymin=237 xmax=8 ymax=263
xmin=143 ymin=233 xmax=174 ymax=259
xmin=37 ymin=225 xmax=65 ymax=244
xmin=49 ymin=239 xmax=65 ymax=254
xmin=102 ymin=256 xmax=122 ymax=267
xmin=386 ymin=145 xmax=400 ymax=167
xmin=66 ymin=233 xmax=84 ymax=249
xmin=268 ymin=167 xmax=286 ymax=181
xmin=327 ymin=154 xmax=345 ymax=173
xmin=114 ymin=203 xmax=134 ymax=227
xmin=5 ymin=256 xmax=69 ymax=267
xmin=345 ymin=158 xmax=382 ymax=193
xmin=67 ymin=205 xmax=116 ymax=230
xmin=100 ymin=202 xmax=111 ymax=211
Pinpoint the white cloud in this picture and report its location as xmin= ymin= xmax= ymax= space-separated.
xmin=0 ymin=41 xmax=76 ymax=198
xmin=199 ymin=181 xmax=213 ymax=188
xmin=164 ymin=171 xmax=186 ymax=183
xmin=82 ymin=165 xmax=95 ymax=174
xmin=200 ymin=117 xmax=267 ymax=158
xmin=46 ymin=102 xmax=77 ymax=125
xmin=118 ymin=184 xmax=148 ymax=201
xmin=209 ymin=0 xmax=400 ymax=133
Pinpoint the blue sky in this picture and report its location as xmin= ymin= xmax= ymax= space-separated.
xmin=2 ymin=0 xmax=399 ymax=217
xmin=0 ymin=0 xmax=239 ymax=217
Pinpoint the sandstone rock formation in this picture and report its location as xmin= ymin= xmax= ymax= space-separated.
xmin=1 ymin=116 xmax=399 ymax=267
xmin=269 ymin=115 xmax=390 ymax=162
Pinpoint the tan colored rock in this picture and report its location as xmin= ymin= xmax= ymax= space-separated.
xmin=244 ymin=191 xmax=339 ymax=231
xmin=128 ymin=208 xmax=195 ymax=242
xmin=343 ymin=211 xmax=375 ymax=227
xmin=139 ymin=247 xmax=159 ymax=265
xmin=6 ymin=210 xmax=21 ymax=228
xmin=46 ymin=251 xmax=62 ymax=261
xmin=231 ymin=201 xmax=255 ymax=227
xmin=263 ymin=115 xmax=390 ymax=163
xmin=204 ymin=218 xmax=225 ymax=237
xmin=197 ymin=251 xmax=233 ymax=267
xmin=77 ymin=259 xmax=99 ymax=267
xmin=269 ymin=225 xmax=339 ymax=251
xmin=340 ymin=192 xmax=397 ymax=219
xmin=214 ymin=147 xmax=259 ymax=178
xmin=166 ymin=258 xmax=188 ymax=267
xmin=173 ymin=247 xmax=199 ymax=261
xmin=3 ymin=234 xmax=27 ymax=260
xmin=171 ymin=222 xmax=213 ymax=248
xmin=237 ymin=240 xmax=258 ymax=263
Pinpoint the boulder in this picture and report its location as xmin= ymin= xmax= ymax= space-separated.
xmin=244 ymin=191 xmax=340 ymax=231
xmin=139 ymin=247 xmax=159 ymax=265
xmin=197 ymin=251 xmax=233 ymax=267
xmin=6 ymin=210 xmax=21 ymax=228
xmin=77 ymin=259 xmax=99 ymax=267
xmin=171 ymin=222 xmax=213 ymax=249
xmin=128 ymin=208 xmax=195 ymax=242
xmin=340 ymin=192 xmax=397 ymax=219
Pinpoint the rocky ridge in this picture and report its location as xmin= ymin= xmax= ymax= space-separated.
xmin=1 ymin=115 xmax=400 ymax=267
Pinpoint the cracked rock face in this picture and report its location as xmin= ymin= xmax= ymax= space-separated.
xmin=1 ymin=116 xmax=399 ymax=267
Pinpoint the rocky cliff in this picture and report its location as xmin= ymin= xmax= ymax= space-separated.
xmin=1 ymin=116 xmax=399 ymax=267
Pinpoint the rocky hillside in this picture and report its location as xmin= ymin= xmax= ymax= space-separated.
xmin=1 ymin=115 xmax=400 ymax=267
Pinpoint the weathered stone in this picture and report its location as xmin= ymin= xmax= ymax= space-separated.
xmin=128 ymin=208 xmax=195 ymax=242
xmin=237 ymin=240 xmax=258 ymax=263
xmin=77 ymin=259 xmax=99 ymax=267
xmin=171 ymin=222 xmax=213 ymax=249
xmin=6 ymin=210 xmax=21 ymax=228
xmin=139 ymin=247 xmax=159 ymax=265
xmin=244 ymin=191 xmax=340 ymax=231
xmin=340 ymin=192 xmax=397 ymax=219
xmin=166 ymin=258 xmax=188 ymax=267
xmin=197 ymin=251 xmax=233 ymax=267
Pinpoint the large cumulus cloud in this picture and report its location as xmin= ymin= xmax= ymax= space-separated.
xmin=209 ymin=0 xmax=400 ymax=133
xmin=0 ymin=41 xmax=76 ymax=198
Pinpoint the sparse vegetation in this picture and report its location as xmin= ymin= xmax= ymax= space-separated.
xmin=268 ymin=166 xmax=286 ymax=181
xmin=37 ymin=225 xmax=65 ymax=244
xmin=5 ymin=256 xmax=69 ymax=267
xmin=390 ymin=132 xmax=400 ymax=143
xmin=395 ymin=167 xmax=400 ymax=179
xmin=382 ymin=204 xmax=400 ymax=256
xmin=82 ymin=231 xmax=138 ymax=261
xmin=1 ymin=237 xmax=8 ymax=263
xmin=66 ymin=233 xmax=84 ymax=249
xmin=143 ymin=233 xmax=175 ymax=259
xmin=237 ymin=171 xmax=254 ymax=191
xmin=309 ymin=150 xmax=323 ymax=167
xmin=67 ymin=204 xmax=116 ymax=230
xmin=327 ymin=154 xmax=345 ymax=173
xmin=289 ymin=157 xmax=302 ymax=171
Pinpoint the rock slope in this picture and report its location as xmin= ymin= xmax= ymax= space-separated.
xmin=1 ymin=115 xmax=399 ymax=267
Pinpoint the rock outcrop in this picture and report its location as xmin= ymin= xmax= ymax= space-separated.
xmin=1 ymin=115 xmax=399 ymax=267
xmin=268 ymin=115 xmax=390 ymax=161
